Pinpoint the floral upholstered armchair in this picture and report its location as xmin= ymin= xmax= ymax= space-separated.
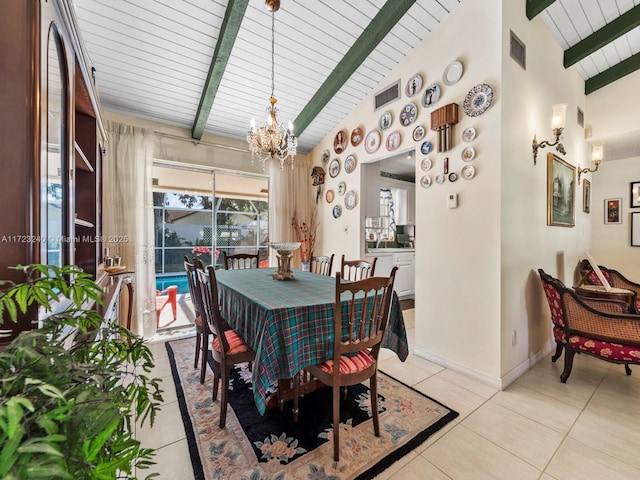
xmin=538 ymin=269 xmax=640 ymax=383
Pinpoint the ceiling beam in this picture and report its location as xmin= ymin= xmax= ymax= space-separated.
xmin=191 ymin=0 xmax=249 ymax=140
xmin=585 ymin=51 xmax=640 ymax=95
xmin=526 ymin=0 xmax=557 ymax=20
xmin=565 ymin=5 xmax=640 ymax=68
xmin=292 ymin=0 xmax=417 ymax=137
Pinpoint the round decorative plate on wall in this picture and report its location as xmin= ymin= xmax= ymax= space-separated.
xmin=344 ymin=190 xmax=358 ymax=210
xmin=325 ymin=189 xmax=335 ymax=203
xmin=332 ymin=204 xmax=342 ymax=219
xmin=386 ymin=131 xmax=401 ymax=151
xmin=421 ymin=83 xmax=441 ymax=107
xmin=405 ymin=74 xmax=423 ymax=97
xmin=412 ymin=124 xmax=426 ymax=142
xmin=463 ymin=84 xmax=493 ymax=117
xmin=344 ymin=154 xmax=357 ymax=174
xmin=337 ymin=181 xmax=346 ymax=196
xmin=365 ymin=129 xmax=381 ymax=154
xmin=400 ymin=102 xmax=418 ymax=126
xmin=421 ymin=140 xmax=433 ymax=154
xmin=350 ymin=127 xmax=364 ymax=147
xmin=321 ymin=149 xmax=330 ymax=165
xmin=462 ymin=126 xmax=476 ymax=142
xmin=378 ymin=111 xmax=392 ymax=131
xmin=420 ymin=175 xmax=432 ymax=188
xmin=461 ymin=146 xmax=476 ymax=162
xmin=329 ymin=158 xmax=341 ymax=178
xmin=333 ymin=129 xmax=347 ymax=154
xmin=420 ymin=157 xmax=432 ymax=171
xmin=443 ymin=60 xmax=463 ymax=85
xmin=462 ymin=164 xmax=476 ymax=180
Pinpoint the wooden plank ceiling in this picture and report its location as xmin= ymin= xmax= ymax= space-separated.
xmin=73 ymin=0 xmax=638 ymax=155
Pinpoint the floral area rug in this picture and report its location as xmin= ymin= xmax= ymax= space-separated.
xmin=166 ymin=338 xmax=458 ymax=480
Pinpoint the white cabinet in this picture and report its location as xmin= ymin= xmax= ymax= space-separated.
xmin=366 ymin=251 xmax=414 ymax=298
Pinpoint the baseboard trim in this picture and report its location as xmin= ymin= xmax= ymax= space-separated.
xmin=413 ymin=341 xmax=557 ymax=390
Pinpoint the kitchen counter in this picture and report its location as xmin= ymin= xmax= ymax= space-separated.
xmin=366 ymin=248 xmax=415 ymax=253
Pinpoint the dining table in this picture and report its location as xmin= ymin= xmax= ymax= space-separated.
xmin=214 ymin=267 xmax=409 ymax=415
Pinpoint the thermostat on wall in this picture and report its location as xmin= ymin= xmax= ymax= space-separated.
xmin=448 ymin=193 xmax=458 ymax=209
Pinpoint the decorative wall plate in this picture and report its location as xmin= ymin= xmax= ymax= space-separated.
xmin=412 ymin=124 xmax=426 ymax=142
xmin=421 ymin=140 xmax=433 ymax=154
xmin=386 ymin=131 xmax=401 ymax=151
xmin=461 ymin=146 xmax=476 ymax=162
xmin=344 ymin=154 xmax=357 ymax=174
xmin=420 ymin=175 xmax=432 ymax=188
xmin=405 ymin=74 xmax=423 ymax=97
xmin=462 ymin=164 xmax=476 ymax=180
xmin=321 ymin=149 xmax=330 ymax=165
xmin=329 ymin=158 xmax=341 ymax=178
xmin=462 ymin=126 xmax=476 ymax=142
xmin=325 ymin=189 xmax=335 ymax=203
xmin=337 ymin=181 xmax=346 ymax=196
xmin=400 ymin=102 xmax=418 ymax=126
xmin=435 ymin=174 xmax=445 ymax=184
xmin=365 ymin=129 xmax=381 ymax=153
xmin=332 ymin=204 xmax=342 ymax=218
xmin=420 ymin=157 xmax=432 ymax=171
xmin=334 ymin=129 xmax=348 ymax=154
xmin=350 ymin=127 xmax=364 ymax=147
xmin=378 ymin=111 xmax=392 ymax=131
xmin=448 ymin=172 xmax=458 ymax=182
xmin=421 ymin=83 xmax=441 ymax=107
xmin=463 ymin=84 xmax=493 ymax=117
xmin=443 ymin=60 xmax=463 ymax=85
xmin=344 ymin=190 xmax=358 ymax=210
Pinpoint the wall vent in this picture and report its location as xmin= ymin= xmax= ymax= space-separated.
xmin=152 ymin=177 xmax=159 ymax=186
xmin=374 ymin=80 xmax=401 ymax=111
xmin=510 ymin=30 xmax=526 ymax=70
xmin=577 ymin=107 xmax=584 ymax=127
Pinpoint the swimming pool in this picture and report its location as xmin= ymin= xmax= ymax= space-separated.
xmin=156 ymin=274 xmax=189 ymax=294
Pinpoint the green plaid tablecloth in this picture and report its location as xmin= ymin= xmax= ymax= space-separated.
xmin=215 ymin=267 xmax=409 ymax=415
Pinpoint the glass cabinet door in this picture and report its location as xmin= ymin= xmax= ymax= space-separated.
xmin=43 ymin=25 xmax=68 ymax=267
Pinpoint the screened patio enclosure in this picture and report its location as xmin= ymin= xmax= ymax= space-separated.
xmin=153 ymin=165 xmax=269 ymax=277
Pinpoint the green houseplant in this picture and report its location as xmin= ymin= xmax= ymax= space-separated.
xmin=0 ymin=264 xmax=163 ymax=479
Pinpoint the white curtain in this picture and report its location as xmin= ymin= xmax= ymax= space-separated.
xmin=269 ymin=157 xmax=314 ymax=267
xmin=103 ymin=120 xmax=155 ymax=338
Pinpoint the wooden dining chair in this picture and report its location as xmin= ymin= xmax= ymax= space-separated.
xmin=340 ymin=254 xmax=377 ymax=281
xmin=197 ymin=265 xmax=256 ymax=428
xmin=223 ymin=252 xmax=260 ymax=270
xmin=305 ymin=267 xmax=397 ymax=461
xmin=310 ymin=253 xmax=334 ymax=276
xmin=184 ymin=257 xmax=210 ymax=384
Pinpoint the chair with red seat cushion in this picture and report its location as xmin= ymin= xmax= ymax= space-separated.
xmin=155 ymin=285 xmax=177 ymax=327
xmin=305 ymin=267 xmax=397 ymax=461
xmin=184 ymin=257 xmax=210 ymax=384
xmin=539 ymin=269 xmax=640 ymax=383
xmin=197 ymin=265 xmax=256 ymax=428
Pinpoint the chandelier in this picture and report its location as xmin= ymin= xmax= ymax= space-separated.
xmin=246 ymin=0 xmax=297 ymax=170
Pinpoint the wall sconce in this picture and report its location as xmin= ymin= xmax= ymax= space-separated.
xmin=578 ymin=143 xmax=604 ymax=185
xmin=532 ymin=103 xmax=567 ymax=165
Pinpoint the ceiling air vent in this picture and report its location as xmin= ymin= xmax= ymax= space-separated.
xmin=374 ymin=80 xmax=401 ymax=111
xmin=152 ymin=177 xmax=159 ymax=186
xmin=510 ymin=30 xmax=526 ymax=70
xmin=577 ymin=107 xmax=584 ymax=128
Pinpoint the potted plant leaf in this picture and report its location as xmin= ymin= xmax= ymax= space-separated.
xmin=0 ymin=264 xmax=163 ymax=479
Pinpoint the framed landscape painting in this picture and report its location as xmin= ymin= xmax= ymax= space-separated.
xmin=547 ymin=153 xmax=575 ymax=227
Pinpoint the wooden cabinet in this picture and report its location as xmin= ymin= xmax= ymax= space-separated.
xmin=365 ymin=251 xmax=415 ymax=298
xmin=0 ymin=0 xmax=106 ymax=339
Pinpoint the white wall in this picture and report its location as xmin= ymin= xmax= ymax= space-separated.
xmin=591 ymin=156 xmax=640 ymax=280
xmin=500 ymin=0 xmax=591 ymax=382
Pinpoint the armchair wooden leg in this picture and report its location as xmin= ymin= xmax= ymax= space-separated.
xmin=194 ymin=330 xmax=201 ymax=369
xmin=551 ymin=342 xmax=563 ymax=363
xmin=560 ymin=347 xmax=576 ymax=383
xmin=212 ymin=360 xmax=221 ymax=401
xmin=219 ymin=365 xmax=230 ymax=428
xmin=292 ymin=373 xmax=300 ymax=422
xmin=625 ymin=364 xmax=632 ymax=376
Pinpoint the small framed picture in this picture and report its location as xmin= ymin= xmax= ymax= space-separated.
xmin=632 ymin=212 xmax=640 ymax=246
xmin=630 ymin=181 xmax=640 ymax=208
xmin=582 ymin=179 xmax=591 ymax=214
xmin=604 ymin=198 xmax=622 ymax=224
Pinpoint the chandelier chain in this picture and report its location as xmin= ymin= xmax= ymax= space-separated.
xmin=271 ymin=11 xmax=275 ymax=99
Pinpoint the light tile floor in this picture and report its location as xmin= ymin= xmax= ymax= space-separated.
xmin=137 ymin=309 xmax=640 ymax=479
